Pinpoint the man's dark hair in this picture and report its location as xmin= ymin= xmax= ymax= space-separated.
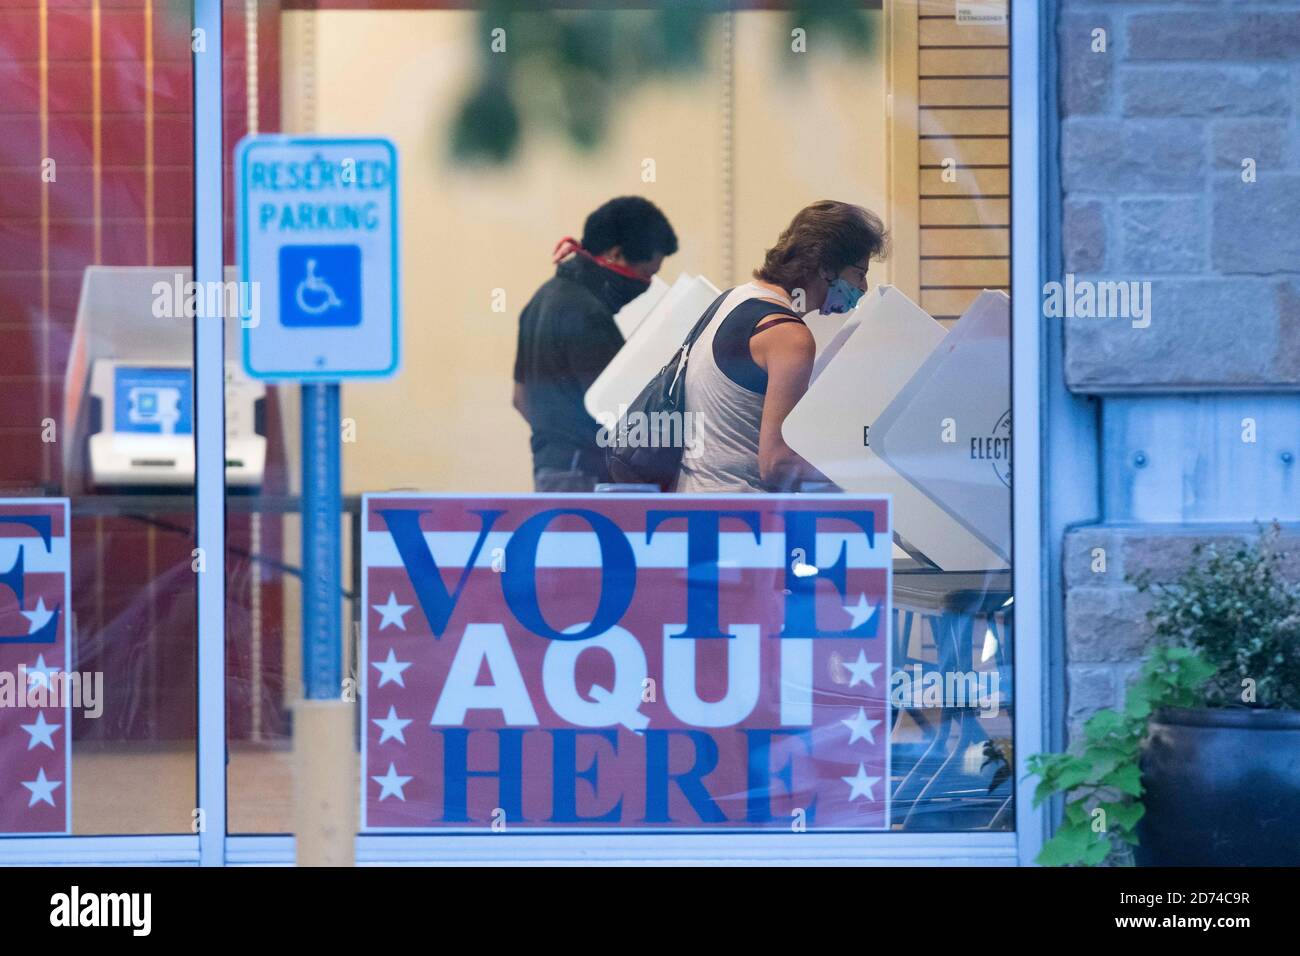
xmin=755 ymin=200 xmax=888 ymax=290
xmin=581 ymin=196 xmax=679 ymax=263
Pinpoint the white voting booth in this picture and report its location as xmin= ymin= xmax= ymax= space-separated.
xmin=802 ymin=310 xmax=850 ymax=365
xmin=612 ymin=274 xmax=670 ymax=340
xmin=62 ymin=266 xmax=269 ymax=493
xmin=785 ymin=286 xmax=1010 ymax=571
xmin=585 ymin=274 xmax=1010 ymax=573
xmin=585 ymin=273 xmax=720 ymax=424
xmin=871 ymin=291 xmax=1011 ymax=562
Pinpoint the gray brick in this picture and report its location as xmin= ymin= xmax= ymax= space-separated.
xmin=1213 ymin=175 xmax=1300 ymax=274
xmin=1275 ymin=280 xmax=1300 ymax=384
xmin=1060 ymin=14 xmax=1112 ymax=116
xmin=1121 ymin=530 xmax=1254 ymax=584
xmin=1065 ymin=278 xmax=1278 ymax=389
xmin=1062 ymin=119 xmax=1205 ymax=193
xmin=1119 ymin=197 xmax=1204 ymax=274
xmin=1068 ymin=665 xmax=1118 ymax=723
xmin=1128 ymin=12 xmax=1300 ymax=61
xmin=1063 ymin=200 xmax=1107 ymax=273
xmin=1212 ymin=119 xmax=1292 ymax=170
xmin=1268 ymin=521 xmax=1300 ymax=581
xmin=1064 ymin=526 xmax=1124 ymax=588
xmin=1066 ymin=587 xmax=1156 ymax=663
xmin=1121 ymin=66 xmax=1291 ymax=118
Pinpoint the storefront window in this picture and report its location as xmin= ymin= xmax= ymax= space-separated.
xmin=0 ymin=2 xmax=200 ymax=835
xmin=224 ymin=2 xmax=1012 ymax=837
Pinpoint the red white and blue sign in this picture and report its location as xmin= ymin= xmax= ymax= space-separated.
xmin=361 ymin=494 xmax=891 ymax=831
xmin=0 ymin=499 xmax=72 ymax=835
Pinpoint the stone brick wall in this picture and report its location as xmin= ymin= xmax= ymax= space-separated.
xmin=1056 ymin=2 xmax=1300 ymax=741
xmin=1059 ymin=3 xmax=1300 ymax=391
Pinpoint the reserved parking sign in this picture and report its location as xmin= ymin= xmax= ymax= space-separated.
xmin=236 ymin=135 xmax=400 ymax=380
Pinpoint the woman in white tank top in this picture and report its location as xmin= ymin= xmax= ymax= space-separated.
xmin=675 ymin=200 xmax=888 ymax=493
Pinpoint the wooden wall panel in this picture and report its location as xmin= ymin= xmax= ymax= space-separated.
xmin=916 ymin=5 xmax=1010 ymax=321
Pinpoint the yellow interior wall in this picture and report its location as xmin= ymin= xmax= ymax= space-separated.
xmin=281 ymin=9 xmax=887 ymax=496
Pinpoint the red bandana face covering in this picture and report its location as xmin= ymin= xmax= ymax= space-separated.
xmin=552 ymin=236 xmax=651 ymax=284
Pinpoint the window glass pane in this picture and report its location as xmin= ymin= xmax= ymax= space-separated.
xmin=0 ymin=2 xmax=197 ymax=835
xmin=230 ymin=1 xmax=1013 ymax=835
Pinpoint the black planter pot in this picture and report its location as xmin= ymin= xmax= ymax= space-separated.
xmin=1136 ymin=707 xmax=1300 ymax=866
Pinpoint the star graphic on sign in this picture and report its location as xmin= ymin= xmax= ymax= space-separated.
xmin=25 ymin=654 xmax=59 ymax=691
xmin=841 ymin=763 xmax=882 ymax=803
xmin=843 ymin=593 xmax=879 ymax=631
xmin=22 ymin=768 xmax=62 ymax=808
xmin=21 ymin=712 xmax=61 ymax=751
xmin=21 ymin=597 xmax=55 ymax=635
xmin=372 ymin=592 xmax=412 ymax=632
xmin=371 ymin=649 xmax=411 ymax=688
xmin=841 ymin=707 xmax=882 ymax=745
xmin=372 ymin=763 xmax=412 ymax=802
xmin=373 ymin=705 xmax=412 ymax=745
xmin=843 ymin=649 xmax=881 ymax=688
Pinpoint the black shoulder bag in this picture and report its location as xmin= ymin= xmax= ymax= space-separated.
xmin=605 ymin=290 xmax=730 ymax=490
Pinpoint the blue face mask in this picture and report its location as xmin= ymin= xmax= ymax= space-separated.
xmin=822 ymin=277 xmax=865 ymax=315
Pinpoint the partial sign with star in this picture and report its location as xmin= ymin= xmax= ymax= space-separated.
xmin=0 ymin=499 xmax=72 ymax=834
xmin=361 ymin=494 xmax=891 ymax=830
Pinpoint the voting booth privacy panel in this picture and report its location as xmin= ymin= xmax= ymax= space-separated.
xmin=594 ymin=276 xmax=1011 ymax=572
xmin=63 ymin=267 xmax=269 ymax=493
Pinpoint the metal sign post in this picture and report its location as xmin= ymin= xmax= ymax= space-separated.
xmin=236 ymin=134 xmax=400 ymax=865
xmin=301 ymin=382 xmax=341 ymax=700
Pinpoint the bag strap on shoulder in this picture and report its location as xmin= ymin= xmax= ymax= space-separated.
xmin=680 ymin=290 xmax=732 ymax=351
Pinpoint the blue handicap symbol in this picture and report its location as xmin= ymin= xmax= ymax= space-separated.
xmin=279 ymin=244 xmax=362 ymax=327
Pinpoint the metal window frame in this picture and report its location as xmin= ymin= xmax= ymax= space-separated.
xmin=1009 ymin=0 xmax=1051 ymax=868
xmin=194 ymin=0 xmax=228 ymax=867
xmin=0 ymin=0 xmax=1055 ymax=867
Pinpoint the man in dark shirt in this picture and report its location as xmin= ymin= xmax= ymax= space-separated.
xmin=513 ymin=197 xmax=678 ymax=491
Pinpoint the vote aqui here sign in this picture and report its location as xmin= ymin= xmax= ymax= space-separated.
xmin=236 ymin=136 xmax=400 ymax=380
xmin=361 ymin=494 xmax=893 ymax=830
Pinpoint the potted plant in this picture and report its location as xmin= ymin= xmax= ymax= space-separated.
xmin=1029 ymin=523 xmax=1300 ymax=866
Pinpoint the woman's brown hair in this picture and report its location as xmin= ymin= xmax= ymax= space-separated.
xmin=755 ymin=200 xmax=888 ymax=290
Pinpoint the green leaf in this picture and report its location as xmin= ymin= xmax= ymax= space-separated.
xmin=1083 ymin=746 xmax=1129 ymax=783
xmin=1053 ymin=758 xmax=1093 ymax=793
xmin=1108 ymin=763 xmax=1143 ymax=797
xmin=1124 ymin=684 xmax=1154 ymax=720
xmin=1082 ymin=837 xmax=1113 ymax=866
xmin=1108 ymin=801 xmax=1146 ymax=829
xmin=1036 ymin=821 xmax=1095 ymax=867
xmin=1083 ymin=709 xmax=1124 ymax=742
xmin=1063 ymin=800 xmax=1091 ymax=826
